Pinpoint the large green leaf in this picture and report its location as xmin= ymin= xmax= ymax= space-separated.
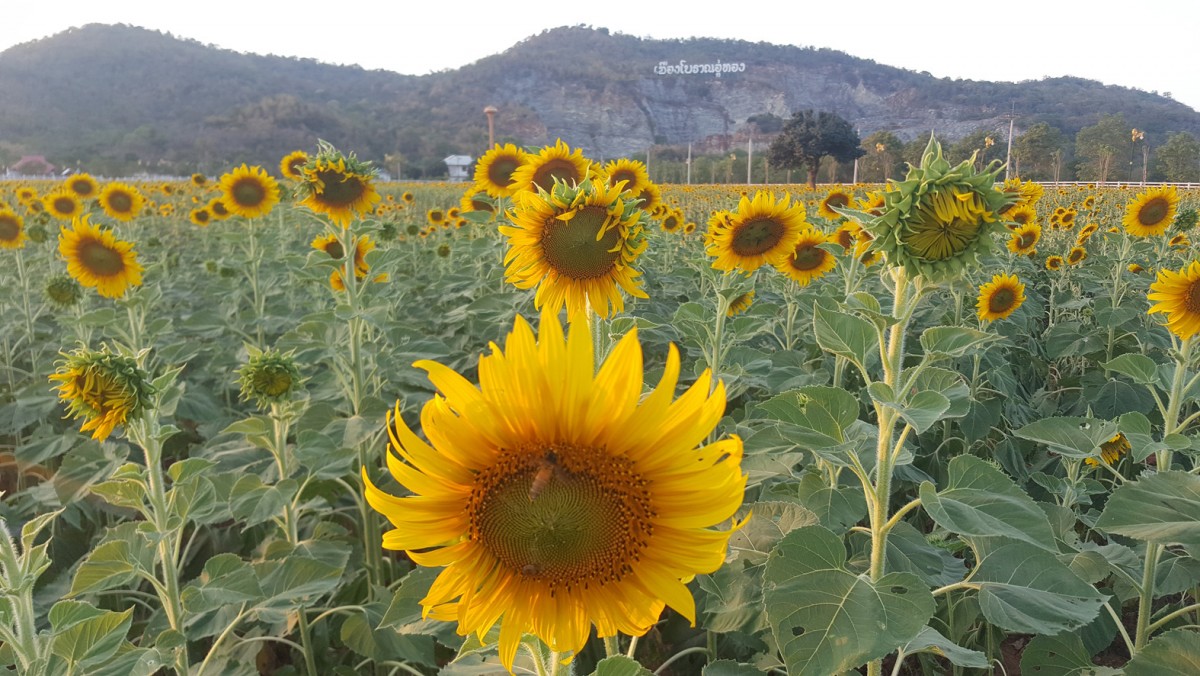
xmin=1095 ymin=471 xmax=1200 ymax=548
xmin=49 ymin=603 xmax=133 ymax=669
xmin=898 ymin=626 xmax=988 ymax=669
xmin=1123 ymin=628 xmax=1200 ymax=675
xmin=181 ymin=553 xmax=264 ymax=614
xmin=796 ymin=472 xmax=867 ymax=533
xmin=813 ymin=304 xmax=878 ymax=371
xmin=1014 ymin=417 xmax=1119 ymax=459
xmin=1020 ymin=633 xmax=1120 ymax=675
xmin=919 ymin=326 xmax=1001 ymax=359
xmin=726 ymin=501 xmax=819 ymax=565
xmin=919 ymin=455 xmax=1057 ymax=551
xmin=763 ymin=526 xmax=933 ymax=676
xmin=593 ymin=655 xmax=653 ymax=676
xmin=884 ymin=522 xmax=963 ymax=587
xmin=868 ymin=383 xmax=951 ymax=434
xmin=1103 ymin=353 xmax=1159 ymax=385
xmin=69 ymin=524 xmax=156 ymax=596
xmin=974 ymin=542 xmax=1107 ymax=635
xmin=702 ymin=660 xmax=768 ymax=676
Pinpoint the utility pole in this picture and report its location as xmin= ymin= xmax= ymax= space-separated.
xmin=484 ymin=106 xmax=497 ymax=148
xmin=686 ymin=143 xmax=692 ymax=185
xmin=747 ymin=137 xmax=753 ymax=184
xmin=1004 ymin=103 xmax=1015 ymax=180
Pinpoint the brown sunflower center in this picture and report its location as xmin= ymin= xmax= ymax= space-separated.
xmin=610 ymin=169 xmax=639 ymax=189
xmin=324 ymin=241 xmax=346 ymax=260
xmin=988 ymin=287 xmax=1017 ymax=314
xmin=0 ymin=217 xmax=19 ymax=241
xmin=541 ymin=206 xmax=621 ymax=279
xmin=194 ymin=210 xmax=210 ymax=224
xmin=107 ymin=192 xmax=133 ymax=214
xmin=78 ymin=239 xmax=125 ymax=277
xmin=730 ymin=217 xmax=786 ymax=256
xmin=790 ymin=244 xmax=827 ymax=271
xmin=1138 ymin=197 xmax=1170 ymax=226
xmin=1069 ymin=249 xmax=1085 ymax=263
xmin=486 ymin=156 xmax=522 ymax=188
xmin=1018 ymin=232 xmax=1036 ymax=249
xmin=1185 ymin=280 xmax=1200 ymax=314
xmin=287 ymin=158 xmax=307 ymax=176
xmin=70 ymin=181 xmax=94 ymax=197
xmin=315 ymin=170 xmax=367 ymax=207
xmin=211 ymin=201 xmax=229 ymax=217
xmin=531 ymin=159 xmax=582 ymax=191
xmin=468 ymin=444 xmax=654 ymax=594
xmin=54 ymin=197 xmax=77 ymax=214
xmin=231 ymin=178 xmax=266 ymax=207
xmin=824 ymin=193 xmax=850 ymax=210
xmin=471 ymin=197 xmax=494 ymax=212
xmin=662 ymin=215 xmax=679 ymax=231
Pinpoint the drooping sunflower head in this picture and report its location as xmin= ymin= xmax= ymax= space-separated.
xmin=1171 ymin=233 xmax=1191 ymax=248
xmin=707 ymin=191 xmax=808 ymax=274
xmin=98 ymin=183 xmax=145 ymax=222
xmin=297 ymin=142 xmax=382 ymax=227
xmin=236 ymin=347 xmax=303 ymax=409
xmin=1148 ymin=260 xmax=1200 ymax=340
xmin=58 ymin=215 xmax=143 ymax=299
xmin=217 ymin=164 xmax=280 ymax=219
xmin=1007 ymin=223 xmax=1042 ymax=255
xmin=1067 ymin=246 xmax=1087 ymax=266
xmin=511 ymin=139 xmax=593 ymax=194
xmin=848 ymin=135 xmax=1014 ymax=281
xmin=1059 ymin=207 xmax=1078 ymax=230
xmin=1002 ymin=177 xmax=1043 ymax=210
xmin=727 ymin=289 xmax=755 ymax=316
xmin=44 ymin=190 xmax=83 ymax=221
xmin=976 ymin=272 xmax=1026 ymax=322
xmin=473 ymin=143 xmax=529 ymax=198
xmin=500 ymin=177 xmax=650 ymax=318
xmin=1128 ymin=263 xmax=1145 ymax=274
xmin=45 ymin=273 xmax=83 ymax=308
xmin=817 ymin=188 xmax=856 ymax=221
xmin=603 ymin=158 xmax=651 ymax=195
xmin=1045 ymin=255 xmax=1064 ymax=271
xmin=1123 ymin=186 xmax=1180 ymax=237
xmin=1086 ymin=433 xmax=1130 ymax=467
xmin=362 ymin=310 xmax=746 ymax=671
xmin=48 ymin=346 xmax=154 ymax=441
xmin=1076 ymin=223 xmax=1099 ymax=245
xmin=65 ymin=174 xmax=99 ymax=199
xmin=280 ymin=150 xmax=309 ymax=181
xmin=0 ymin=209 xmax=27 ymax=249
xmin=774 ymin=227 xmax=837 ymax=286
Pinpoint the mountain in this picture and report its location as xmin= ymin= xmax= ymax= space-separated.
xmin=2 ymin=23 xmax=1197 ymax=177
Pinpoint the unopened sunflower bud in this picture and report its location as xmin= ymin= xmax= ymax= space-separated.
xmin=237 ymin=348 xmax=302 ymax=408
xmin=49 ymin=346 xmax=154 ymax=441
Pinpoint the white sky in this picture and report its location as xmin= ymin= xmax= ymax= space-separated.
xmin=4 ymin=1 xmax=1199 ymax=115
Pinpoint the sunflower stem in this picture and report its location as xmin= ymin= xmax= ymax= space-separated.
xmin=14 ymin=250 xmax=40 ymax=378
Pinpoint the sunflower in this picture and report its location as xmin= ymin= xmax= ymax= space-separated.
xmin=362 ymin=310 xmax=746 ymax=671
xmin=16 ymin=187 xmax=38 ymax=204
xmin=775 ymin=227 xmax=837 ymax=286
xmin=58 ymin=215 xmax=143 ymax=298
xmin=1077 ymin=223 xmax=1099 ymax=243
xmin=510 ymin=139 xmax=592 ymax=194
xmin=660 ymin=208 xmax=683 ymax=233
xmin=43 ymin=191 xmax=82 ymax=221
xmin=603 ymin=158 xmax=651 ymax=195
xmin=817 ymin=188 xmax=856 ymax=221
xmin=0 ymin=210 xmax=26 ymax=249
xmin=1085 ymin=433 xmax=1130 ymax=467
xmin=207 ymin=198 xmax=231 ymax=221
xmin=1171 ymin=233 xmax=1191 ymax=248
xmin=1002 ymin=178 xmax=1043 ymax=209
xmin=427 ymin=208 xmax=446 ymax=226
xmin=1007 ymin=205 xmax=1037 ymax=229
xmin=1046 ymin=255 xmax=1064 ymax=271
xmin=727 ymin=290 xmax=755 ymax=316
xmin=861 ymin=191 xmax=886 ymax=217
xmin=1124 ymin=186 xmax=1180 ymax=237
xmin=707 ymin=191 xmax=807 ymax=273
xmin=49 ymin=347 xmax=154 ymax=441
xmin=633 ymin=182 xmax=663 ymax=214
xmin=64 ymin=174 xmax=99 ymax=199
xmin=297 ymin=148 xmax=382 ymax=227
xmin=191 ymin=173 xmax=207 ymax=187
xmin=1006 ymin=223 xmax=1041 ymax=255
xmin=217 ymin=164 xmax=280 ymax=219
xmin=1067 ymin=246 xmax=1087 ymax=266
xmin=1147 ymin=260 xmax=1200 ymax=339
xmin=1059 ymin=207 xmax=1078 ymax=230
xmin=1128 ymin=263 xmax=1144 ymax=274
xmin=832 ymin=222 xmax=860 ymax=251
xmin=280 ymin=150 xmax=309 ymax=180
xmin=976 ymin=272 xmax=1025 ymax=321
xmin=402 ymin=191 xmax=415 ymax=204
xmin=314 ymin=232 xmax=381 ymax=291
xmin=474 ymin=143 xmax=529 ymax=198
xmin=98 ymin=183 xmax=145 ymax=222
xmin=460 ymin=185 xmax=496 ymax=216
xmin=189 ymin=207 xmax=213 ymax=227
xmin=500 ymin=178 xmax=649 ymax=318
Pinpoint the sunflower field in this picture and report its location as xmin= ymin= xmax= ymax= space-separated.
xmin=3 ymin=137 xmax=1200 ymax=676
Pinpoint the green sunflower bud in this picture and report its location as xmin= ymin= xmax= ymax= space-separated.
xmin=45 ymin=274 xmax=84 ymax=308
xmin=237 ymin=347 xmax=303 ymax=409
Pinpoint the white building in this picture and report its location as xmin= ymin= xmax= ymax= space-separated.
xmin=443 ymin=155 xmax=473 ymax=181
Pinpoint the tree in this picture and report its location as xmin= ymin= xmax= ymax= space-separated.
xmin=1074 ymin=113 xmax=1128 ymax=182
xmin=948 ymin=127 xmax=1004 ymax=169
xmin=859 ymin=131 xmax=904 ymax=182
xmin=767 ymin=110 xmax=863 ymax=188
xmin=1012 ymin=122 xmax=1066 ymax=180
xmin=1155 ymin=132 xmax=1200 ymax=182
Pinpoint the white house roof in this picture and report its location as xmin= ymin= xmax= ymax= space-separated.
xmin=443 ymin=155 xmax=473 ymax=165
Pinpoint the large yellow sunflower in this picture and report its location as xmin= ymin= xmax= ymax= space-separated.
xmin=58 ymin=215 xmax=143 ymax=299
xmin=98 ymin=183 xmax=145 ymax=222
xmin=474 ymin=143 xmax=529 ymax=198
xmin=64 ymin=174 xmax=99 ymax=199
xmin=510 ymin=139 xmax=592 ymax=194
xmin=1123 ymin=186 xmax=1180 ymax=237
xmin=43 ymin=191 xmax=83 ymax=222
xmin=603 ymin=158 xmax=651 ymax=195
xmin=976 ymin=272 xmax=1026 ymax=322
xmin=0 ymin=210 xmax=26 ymax=249
xmin=1147 ymin=260 xmax=1200 ymax=340
xmin=1067 ymin=246 xmax=1087 ymax=266
xmin=218 ymin=164 xmax=280 ymax=219
xmin=1007 ymin=223 xmax=1042 ymax=255
xmin=298 ymin=155 xmax=382 ymax=227
xmin=280 ymin=150 xmax=309 ymax=181
xmin=501 ymin=178 xmax=649 ymax=318
xmin=774 ymin=227 xmax=837 ymax=286
xmin=707 ymin=191 xmax=807 ymax=273
xmin=363 ymin=310 xmax=746 ymax=671
xmin=1046 ymin=255 xmax=1064 ymax=271
xmin=817 ymin=188 xmax=856 ymax=221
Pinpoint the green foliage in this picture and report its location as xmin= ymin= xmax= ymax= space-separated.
xmin=767 ymin=110 xmax=864 ymax=188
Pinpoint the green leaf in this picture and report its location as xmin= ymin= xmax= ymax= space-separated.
xmin=1095 ymin=471 xmax=1200 ymax=547
xmin=181 ymin=553 xmax=263 ymax=614
xmin=899 ymin=626 xmax=988 ymax=669
xmin=257 ymin=546 xmax=348 ymax=608
xmin=885 ymin=522 xmax=963 ymax=587
xmin=919 ymin=455 xmax=1057 ymax=551
xmin=1104 ymin=353 xmax=1159 ymax=385
xmin=1014 ymin=417 xmax=1119 ymax=459
xmin=909 ymin=367 xmax=972 ymax=418
xmin=698 ymin=562 xmax=768 ymax=635
xmin=69 ymin=526 xmax=155 ymax=596
xmin=727 ymin=502 xmax=819 ymax=565
xmin=813 ymin=304 xmax=878 ymax=370
xmin=796 ymin=472 xmax=867 ymax=533
xmin=974 ymin=542 xmax=1107 ymax=635
xmin=50 ymin=605 xmax=133 ymax=668
xmin=167 ymin=457 xmax=216 ymax=483
xmin=919 ymin=326 xmax=1001 ymax=359
xmin=1123 ymin=628 xmax=1200 ymax=675
xmin=885 ymin=389 xmax=952 ymax=434
xmin=702 ymin=660 xmax=768 ymax=676
xmin=1020 ymin=633 xmax=1120 ymax=675
xmin=763 ymin=526 xmax=934 ymax=676
xmin=593 ymin=655 xmax=653 ymax=676
xmin=756 ymin=387 xmax=859 ymax=441
xmin=90 ymin=479 xmax=146 ymax=511
xmin=341 ymin=612 xmax=437 ymax=666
